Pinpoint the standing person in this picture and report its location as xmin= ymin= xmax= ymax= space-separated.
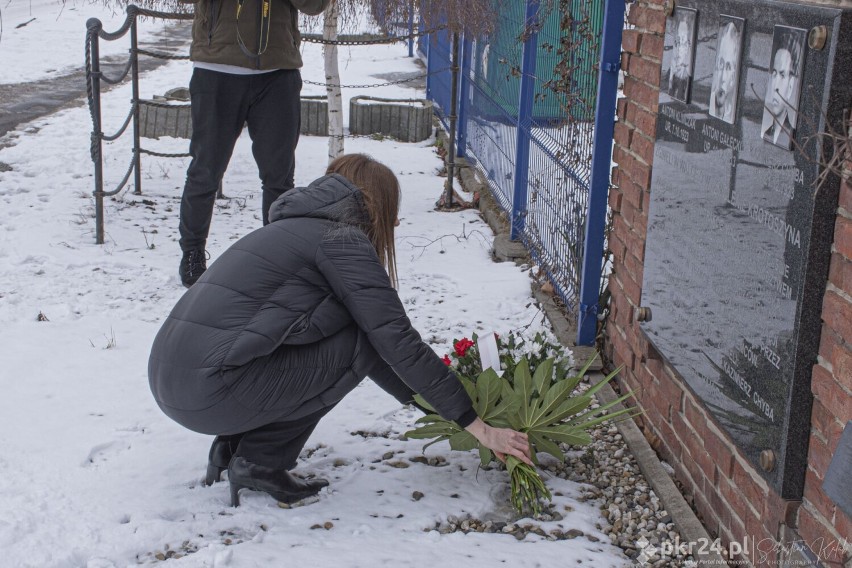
xmin=149 ymin=154 xmax=533 ymax=507
xmin=178 ymin=0 xmax=331 ymax=287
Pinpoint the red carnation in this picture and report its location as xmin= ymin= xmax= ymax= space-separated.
xmin=454 ymin=338 xmax=475 ymax=357
xmin=441 ymin=354 xmax=452 ymax=366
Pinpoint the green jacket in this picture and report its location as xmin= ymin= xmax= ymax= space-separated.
xmin=189 ymin=0 xmax=329 ymax=70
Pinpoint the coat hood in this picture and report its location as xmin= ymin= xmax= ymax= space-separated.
xmin=268 ymin=174 xmax=370 ymax=228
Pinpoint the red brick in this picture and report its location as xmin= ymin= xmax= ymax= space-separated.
xmin=687 ymin=431 xmax=720 ymax=482
xmin=616 ymin=97 xmax=628 ymax=120
xmin=627 ymin=4 xmax=666 ymax=34
xmin=630 ymin=160 xmax=653 ymax=189
xmin=619 ymin=261 xmax=643 ymax=304
xmin=835 ymin=215 xmax=852 ymax=259
xmin=621 ymin=29 xmax=642 ymax=53
xmin=621 ymin=178 xmax=643 ymax=210
xmin=812 ymin=363 xmax=852 ymax=423
xmin=703 ymin=428 xmax=736 ymax=478
xmin=614 ymin=121 xmax=632 ymax=149
xmin=822 ymin=290 xmax=852 ymax=343
xmin=632 ymin=206 xmax=649 ymax=238
xmin=742 ymin=509 xmax=777 ymax=564
xmin=807 ymin=431 xmax=834 ymax=479
xmin=804 ymin=468 xmax=837 ymax=524
xmin=621 ymin=226 xmax=646 ymax=262
xmin=683 ymin=396 xmax=705 ymax=431
xmin=707 ymin=484 xmax=732 ymax=529
xmin=623 ymin=99 xmax=636 ymax=123
xmin=639 ymin=33 xmax=664 ymax=60
xmin=828 ymin=253 xmax=852 ymax=295
xmin=633 ymin=107 xmax=658 ymax=143
xmin=810 ymin=397 xmax=846 ymax=449
xmin=764 ymin=492 xmax=799 ymax=530
xmin=833 ymin=507 xmax=852 ymax=553
xmin=797 ymin=508 xmax=846 ymax=567
xmin=608 ymin=185 xmax=623 ymax=212
xmin=720 ymin=476 xmax=753 ymax=526
xmin=818 ymin=328 xmax=835 ymax=363
xmin=623 ymin=251 xmax=645 ymax=288
xmin=630 ymin=131 xmax=656 ymax=164
xmin=609 ymin=232 xmax=626 ymax=263
xmin=839 ymin=180 xmax=852 ymax=214
xmin=656 ymin=373 xmax=685 ymax=413
xmin=628 ymin=55 xmax=662 ymax=87
xmin=623 ymin=76 xmax=659 ymax=111
xmin=731 ymin=459 xmax=769 ymax=514
xmin=829 ymin=342 xmax=852 ymax=394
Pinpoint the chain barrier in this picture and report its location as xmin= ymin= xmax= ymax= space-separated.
xmin=135 ymin=48 xmax=191 ymax=61
xmin=87 ymin=4 xmax=435 ymax=243
xmin=303 ymin=67 xmax=446 ymax=89
xmin=301 ymin=24 xmax=445 ymax=46
xmin=140 ymin=148 xmax=191 ymax=158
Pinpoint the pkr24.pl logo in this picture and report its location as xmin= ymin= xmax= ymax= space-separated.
xmin=634 ymin=535 xmax=851 ymax=566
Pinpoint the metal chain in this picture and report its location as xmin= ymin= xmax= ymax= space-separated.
xmin=301 ymin=24 xmax=444 ymax=46
xmin=135 ymin=48 xmax=191 ymax=61
xmin=140 ymin=148 xmax=191 ymax=158
xmin=303 ymin=67 xmax=447 ymax=89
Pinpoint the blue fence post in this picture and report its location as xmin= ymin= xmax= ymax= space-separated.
xmin=425 ymin=30 xmax=434 ymax=101
xmin=407 ymin=0 xmax=414 ymax=57
xmin=577 ymin=0 xmax=625 ymax=346
xmin=456 ymin=34 xmax=472 ymax=158
xmin=510 ymin=0 xmax=540 ymax=241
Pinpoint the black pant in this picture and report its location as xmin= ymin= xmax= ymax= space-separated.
xmin=179 ymin=67 xmax=302 ymax=252
xmin=214 ymin=325 xmax=410 ymax=470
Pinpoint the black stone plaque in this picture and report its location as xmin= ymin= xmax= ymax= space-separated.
xmin=640 ymin=0 xmax=852 ymax=498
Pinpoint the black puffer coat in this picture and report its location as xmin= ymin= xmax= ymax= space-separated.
xmin=149 ymin=174 xmax=474 ymax=434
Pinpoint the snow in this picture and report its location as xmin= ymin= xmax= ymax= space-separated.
xmin=0 ymin=4 xmax=629 ymax=567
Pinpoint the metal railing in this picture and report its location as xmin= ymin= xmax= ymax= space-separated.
xmin=423 ymin=0 xmax=625 ymax=345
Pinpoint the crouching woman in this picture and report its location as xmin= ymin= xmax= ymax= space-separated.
xmin=148 ymin=154 xmax=531 ymax=507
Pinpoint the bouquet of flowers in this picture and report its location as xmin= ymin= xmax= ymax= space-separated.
xmin=406 ymin=332 xmax=633 ymax=515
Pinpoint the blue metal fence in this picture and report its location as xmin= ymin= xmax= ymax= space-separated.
xmin=422 ymin=0 xmax=624 ymax=346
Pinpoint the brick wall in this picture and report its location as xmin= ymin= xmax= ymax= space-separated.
xmin=796 ymin=150 xmax=852 ymax=566
xmin=604 ymin=1 xmax=852 ymax=566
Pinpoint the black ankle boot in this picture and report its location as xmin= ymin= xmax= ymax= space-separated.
xmin=228 ymin=456 xmax=329 ymax=507
xmin=204 ymin=435 xmax=242 ymax=486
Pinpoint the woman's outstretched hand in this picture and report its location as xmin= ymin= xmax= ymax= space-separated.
xmin=465 ymin=417 xmax=533 ymax=466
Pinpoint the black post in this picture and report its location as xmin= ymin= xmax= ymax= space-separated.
xmin=130 ymin=10 xmax=142 ymax=195
xmin=444 ymin=31 xmax=460 ymax=207
xmin=87 ymin=19 xmax=105 ymax=245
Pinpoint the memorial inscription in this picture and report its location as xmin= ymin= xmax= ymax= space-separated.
xmin=640 ymin=0 xmax=851 ymax=497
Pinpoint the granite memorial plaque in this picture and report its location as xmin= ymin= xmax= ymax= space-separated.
xmin=640 ymin=0 xmax=852 ymax=498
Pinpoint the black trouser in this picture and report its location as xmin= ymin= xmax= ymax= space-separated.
xmin=212 ymin=325 xmax=412 ymax=470
xmin=179 ymin=67 xmax=302 ymax=252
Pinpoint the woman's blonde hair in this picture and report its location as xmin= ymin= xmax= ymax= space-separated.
xmin=326 ymin=154 xmax=400 ymax=286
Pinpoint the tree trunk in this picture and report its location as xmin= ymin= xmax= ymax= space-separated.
xmin=323 ymin=0 xmax=344 ymax=162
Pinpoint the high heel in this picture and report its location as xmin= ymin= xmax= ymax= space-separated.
xmin=206 ymin=463 xmax=226 ymax=487
xmin=230 ymin=478 xmax=242 ymax=507
xmin=227 ymin=455 xmax=329 ymax=507
xmin=204 ymin=435 xmax=242 ymax=486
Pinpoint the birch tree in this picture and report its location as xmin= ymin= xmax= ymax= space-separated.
xmin=323 ymin=0 xmax=344 ymax=161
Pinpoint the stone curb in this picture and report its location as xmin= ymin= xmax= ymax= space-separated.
xmin=589 ymin=371 xmax=729 ymax=568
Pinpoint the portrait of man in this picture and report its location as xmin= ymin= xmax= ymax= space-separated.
xmin=709 ymin=16 xmax=744 ymax=124
xmin=761 ymin=26 xmax=806 ymax=149
xmin=665 ymin=7 xmax=698 ymax=103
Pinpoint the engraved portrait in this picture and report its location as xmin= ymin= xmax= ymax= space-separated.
xmin=761 ymin=26 xmax=806 ymax=149
xmin=665 ymin=7 xmax=698 ymax=103
xmin=709 ymin=16 xmax=744 ymax=124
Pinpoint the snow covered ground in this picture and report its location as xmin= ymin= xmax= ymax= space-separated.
xmin=0 ymin=4 xmax=629 ymax=566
